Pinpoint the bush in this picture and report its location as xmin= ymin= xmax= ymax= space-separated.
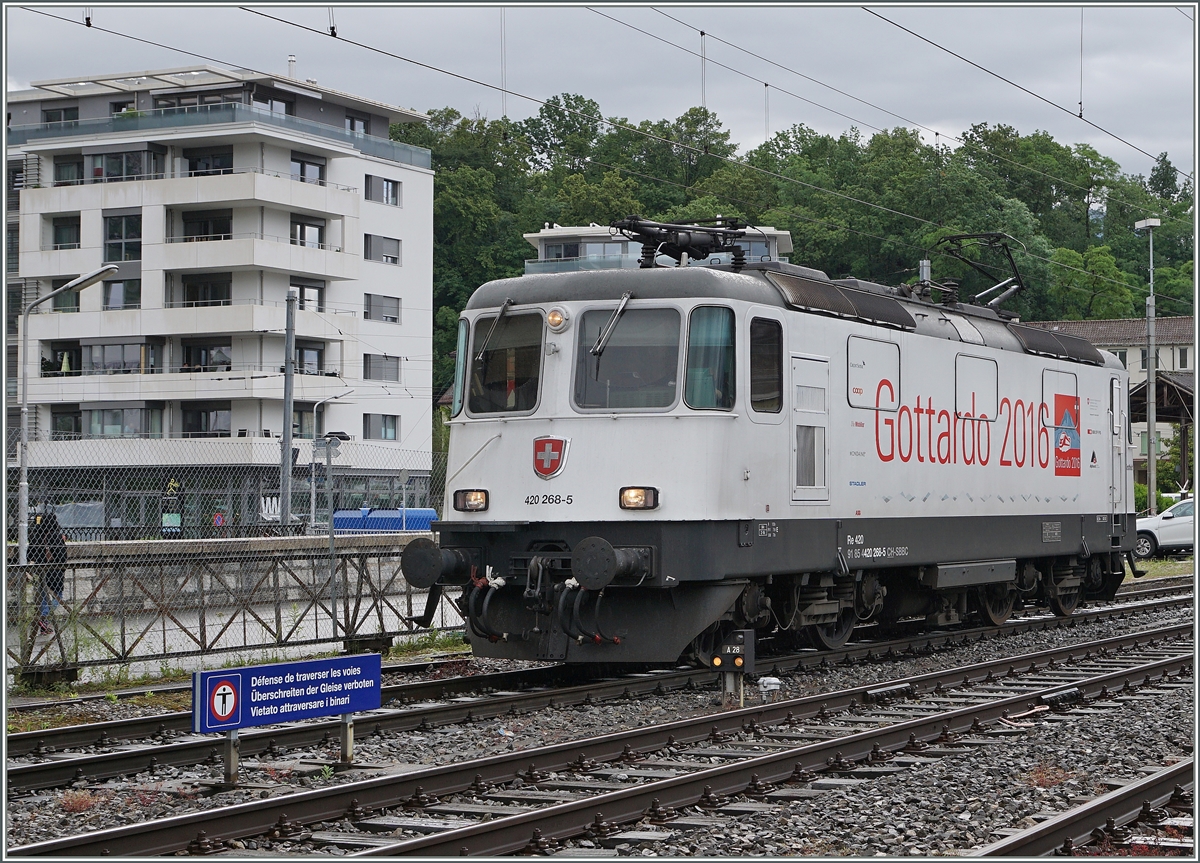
xmin=1134 ymin=483 xmax=1171 ymax=515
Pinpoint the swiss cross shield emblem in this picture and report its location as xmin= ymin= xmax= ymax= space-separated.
xmin=533 ymin=436 xmax=569 ymax=479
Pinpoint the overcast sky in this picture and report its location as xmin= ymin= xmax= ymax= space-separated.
xmin=6 ymin=4 xmax=1196 ymax=180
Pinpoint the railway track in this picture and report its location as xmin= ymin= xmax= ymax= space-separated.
xmin=969 ymin=758 xmax=1194 ymax=856
xmin=7 ymin=577 xmax=1188 ymax=716
xmin=7 ymin=622 xmax=1192 ymax=856
xmin=6 ymin=591 xmax=1192 ymax=792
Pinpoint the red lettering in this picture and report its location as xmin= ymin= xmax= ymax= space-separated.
xmin=1014 ymin=400 xmax=1026 ymax=467
xmin=914 ymin=398 xmax=924 ymax=462
xmin=875 ymin=380 xmax=895 ymax=461
xmin=1038 ymin=402 xmax=1050 ymax=468
xmin=978 ymin=413 xmax=991 ymax=465
xmin=926 ymin=398 xmax=937 ymax=463
xmin=999 ymin=398 xmax=1012 ymax=466
xmin=897 ymin=405 xmax=913 ymax=462
xmin=937 ymin=410 xmax=951 ymax=464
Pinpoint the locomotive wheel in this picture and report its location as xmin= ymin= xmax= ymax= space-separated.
xmin=979 ymin=584 xmax=1015 ymax=626
xmin=806 ymin=610 xmax=855 ymax=650
xmin=1048 ymin=586 xmax=1081 ymax=617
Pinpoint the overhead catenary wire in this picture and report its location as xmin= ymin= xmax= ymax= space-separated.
xmin=21 ymin=7 xmax=1189 ymax=314
xmin=587 ymin=157 xmax=1192 ymax=314
xmin=862 ymin=7 xmax=1192 ymax=179
xmin=649 ymin=7 xmax=1188 ymax=230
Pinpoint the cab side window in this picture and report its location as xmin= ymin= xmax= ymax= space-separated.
xmin=749 ymin=317 xmax=782 ymax=413
xmin=685 ymin=307 xmax=735 ymax=410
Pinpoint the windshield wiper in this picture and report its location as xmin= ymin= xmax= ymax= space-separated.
xmin=590 ymin=291 xmax=633 ymax=358
xmin=474 ymin=298 xmax=514 ymax=363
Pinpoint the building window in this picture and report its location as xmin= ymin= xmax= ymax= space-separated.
xmin=290 ymin=151 xmax=325 ymax=185
xmin=52 ymin=216 xmax=81 ymax=250
xmin=290 ymin=214 xmax=326 ymax=249
xmin=364 ymin=293 xmax=400 ymax=323
xmin=85 ymin=407 xmax=163 ymax=438
xmin=83 ymin=342 xmax=160 ymax=375
xmin=6 ymin=226 xmax=19 ymax=273
xmin=363 ymin=353 xmax=400 ymax=381
xmin=181 ymin=401 xmax=232 ymax=437
xmin=365 ymin=175 xmax=400 ymax=206
xmin=345 ymin=112 xmax=369 ymax=134
xmin=89 ymin=150 xmax=164 ymax=182
xmin=545 ymin=242 xmax=580 ymax=260
xmin=1140 ymin=431 xmax=1164 ymax=456
xmin=365 ymin=234 xmax=401 ymax=265
xmin=157 ymin=92 xmax=242 ymax=111
xmin=110 ymin=101 xmax=134 ymax=115
xmin=185 ymin=147 xmax=233 ymax=176
xmin=293 ymin=404 xmax=321 ymax=439
xmin=51 ymin=407 xmax=82 ymax=440
xmin=363 ymin=413 xmax=398 ymax=440
xmin=43 ymin=107 xmax=78 ymax=124
xmin=1113 ymin=349 xmax=1127 ymax=369
xmin=252 ymin=92 xmax=293 ymax=115
xmin=292 ymin=277 xmax=325 ymax=312
xmin=53 ymin=156 xmax=84 ymax=186
xmin=296 ymin=344 xmax=324 ymax=375
xmin=46 ymin=342 xmax=82 ymax=376
xmin=104 ymin=214 xmax=142 ymax=260
xmin=50 ymin=278 xmax=79 ymax=313
xmin=182 ymin=209 xmax=232 ymax=241
xmin=1180 ymin=347 xmax=1188 ymax=369
xmin=103 ymin=279 xmax=141 ymax=310
xmin=181 ymin=343 xmax=232 ymax=372
xmin=175 ymin=273 xmax=232 ymax=307
xmin=6 ymin=285 xmax=21 ymax=336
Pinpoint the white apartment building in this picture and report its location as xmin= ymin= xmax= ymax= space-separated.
xmin=5 ymin=65 xmax=433 ymax=534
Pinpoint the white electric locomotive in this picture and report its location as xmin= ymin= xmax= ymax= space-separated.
xmin=402 ymin=219 xmax=1135 ymax=664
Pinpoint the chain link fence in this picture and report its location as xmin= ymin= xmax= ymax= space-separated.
xmin=5 ymin=435 xmax=454 ymax=684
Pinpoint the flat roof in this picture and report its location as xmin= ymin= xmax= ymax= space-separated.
xmin=8 ymin=64 xmax=428 ymax=124
xmin=523 ymin=223 xmax=793 ymax=253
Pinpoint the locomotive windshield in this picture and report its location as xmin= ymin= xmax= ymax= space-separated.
xmin=468 ymin=312 xmax=543 ymax=413
xmin=574 ymin=308 xmax=680 ymax=409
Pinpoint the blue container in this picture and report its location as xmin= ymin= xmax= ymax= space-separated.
xmin=332 ymin=508 xmax=438 ymax=532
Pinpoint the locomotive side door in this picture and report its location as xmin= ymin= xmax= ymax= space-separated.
xmin=1109 ymin=376 xmax=1124 ymax=511
xmin=791 ymin=356 xmax=829 ymax=503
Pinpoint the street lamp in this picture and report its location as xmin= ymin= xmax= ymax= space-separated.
xmin=310 ymin=389 xmax=353 ymax=532
xmin=19 ymin=264 xmax=120 ymax=565
xmin=1134 ymin=218 xmax=1161 ymax=514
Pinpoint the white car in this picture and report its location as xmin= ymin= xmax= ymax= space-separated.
xmin=1135 ymin=499 xmax=1195 ymax=559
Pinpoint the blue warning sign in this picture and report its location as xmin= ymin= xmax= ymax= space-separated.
xmin=192 ymin=654 xmax=382 ymax=733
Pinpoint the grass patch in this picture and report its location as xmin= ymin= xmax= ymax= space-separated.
xmin=1134 ymin=556 xmax=1194 ymax=580
xmin=1024 ymin=763 xmax=1074 ymax=787
xmin=388 ymin=628 xmax=470 ymax=659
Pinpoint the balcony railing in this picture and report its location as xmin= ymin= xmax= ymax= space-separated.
xmin=7 ymin=103 xmax=431 ymax=169
xmin=164 ymin=231 xmax=344 ymax=252
xmin=43 ymin=241 xmax=82 ymax=251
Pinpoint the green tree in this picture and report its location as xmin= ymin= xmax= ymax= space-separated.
xmin=555 ymin=170 xmax=641 ymax=226
xmin=1045 ymin=245 xmax=1137 ymax=319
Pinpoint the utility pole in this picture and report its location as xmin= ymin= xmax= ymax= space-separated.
xmin=1135 ymin=218 xmax=1160 ymax=514
xmin=280 ymin=287 xmax=297 ymax=529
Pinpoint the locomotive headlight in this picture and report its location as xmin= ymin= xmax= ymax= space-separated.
xmin=453 ymin=489 xmax=489 ymax=512
xmin=546 ymin=308 xmax=569 ymax=332
xmin=619 ymin=487 xmax=659 ymax=510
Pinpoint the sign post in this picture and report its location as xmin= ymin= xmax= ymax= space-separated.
xmin=193 ymin=654 xmax=381 ymax=785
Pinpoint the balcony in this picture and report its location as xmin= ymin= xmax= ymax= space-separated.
xmin=151 ymin=232 xmax=358 ymax=281
xmin=525 ymin=254 xmax=639 ymax=275
xmin=25 ymin=363 xmax=348 ymax=404
xmin=7 ymin=103 xmax=431 ymax=169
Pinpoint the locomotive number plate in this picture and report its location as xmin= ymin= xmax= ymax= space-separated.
xmin=524 ymin=494 xmax=574 ymax=506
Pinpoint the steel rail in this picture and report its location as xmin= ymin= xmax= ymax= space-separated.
xmin=6 ymin=596 xmax=1191 ymax=788
xmin=5 ymin=655 xmax=480 ymax=713
xmin=351 ymin=652 xmax=1197 ymax=856
xmin=7 ymin=627 xmax=1192 ymax=856
xmin=11 ymin=590 xmax=1190 ymax=758
xmin=968 ymin=758 xmax=1195 ymax=856
xmin=7 ymin=582 xmax=1189 ymax=716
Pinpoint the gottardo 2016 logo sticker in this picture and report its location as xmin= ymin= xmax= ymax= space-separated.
xmin=1054 ymin=394 xmax=1081 ymax=476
